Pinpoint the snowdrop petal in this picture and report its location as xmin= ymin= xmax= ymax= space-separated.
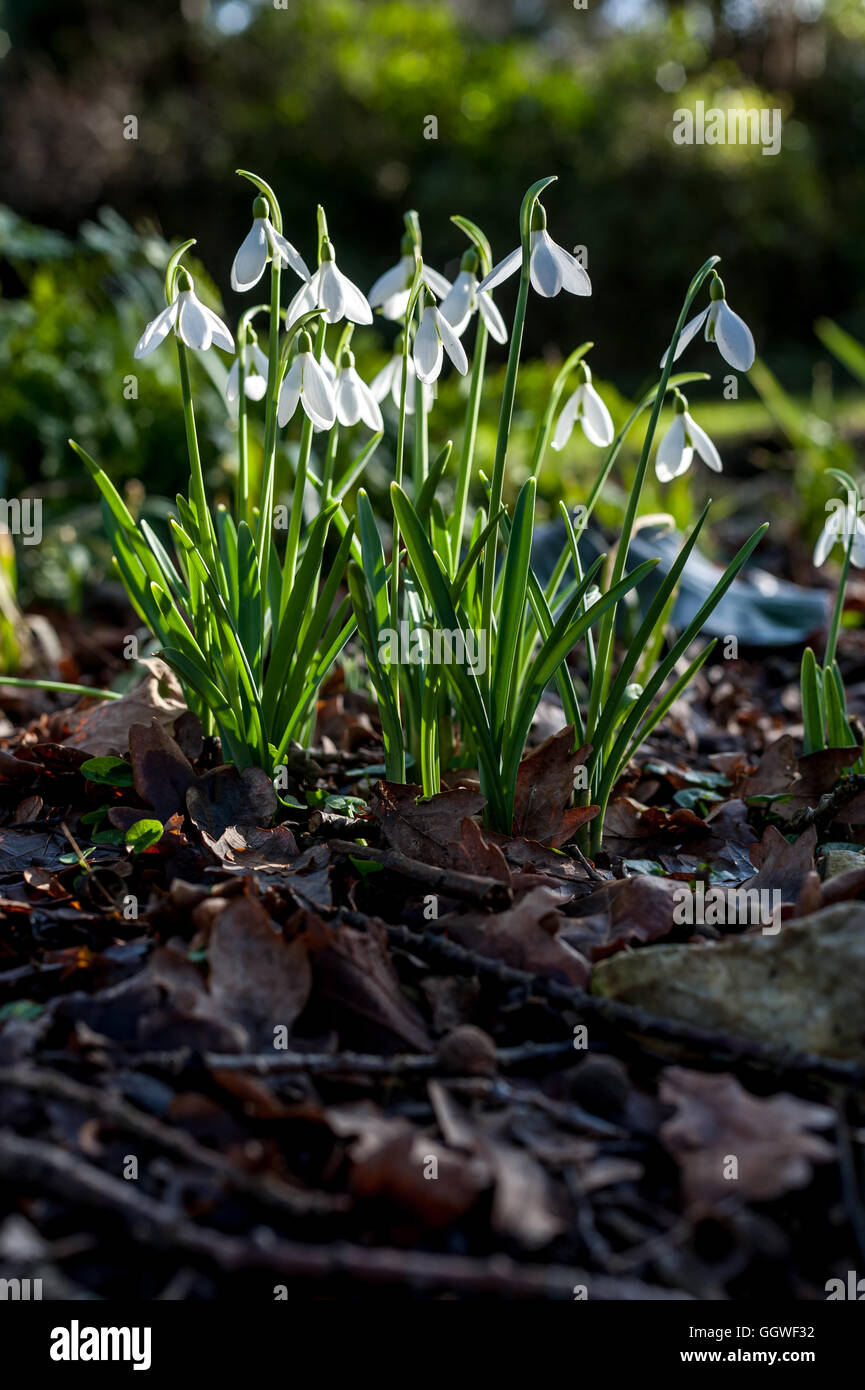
xmin=477 ymin=246 xmax=521 ymax=294
xmin=225 ymin=359 xmax=240 ymax=404
xmin=547 ymin=239 xmax=592 ymax=296
xmin=660 ymin=308 xmax=709 ymax=369
xmin=133 ymin=300 xmax=178 ymax=358
xmin=413 ymin=308 xmax=443 ymax=384
xmin=301 ymin=354 xmax=336 ymax=428
xmin=286 ymin=271 xmax=320 ymax=325
xmin=550 ymin=389 xmax=582 ymax=451
xmin=359 ymin=382 xmax=384 ymax=432
xmin=423 ymin=265 xmax=452 ymax=299
xmin=335 ymin=368 xmax=364 ymax=426
xmin=244 ymin=371 xmax=267 ymax=402
xmin=177 ymin=292 xmax=213 ymax=351
xmin=655 ymin=415 xmax=691 ymax=482
xmin=685 ymin=412 xmax=723 ymax=472
xmin=436 ymin=309 xmax=468 ymax=375
xmin=370 ymin=360 xmax=397 ymax=402
xmin=277 ymin=359 xmax=303 ymax=427
xmin=477 ymin=290 xmax=508 ymax=344
xmin=318 ymin=262 xmax=347 ymax=323
xmin=335 ymin=267 xmax=373 ymax=325
xmin=439 ymin=272 xmax=475 ymax=336
xmin=201 ymin=306 xmax=235 ymax=353
xmin=231 ymin=220 xmax=269 ymax=292
xmin=579 ymin=383 xmax=615 ymax=447
xmin=712 ymin=299 xmax=756 ymax=371
xmin=250 ymin=342 xmax=270 ymax=378
xmin=812 ymin=513 xmax=839 ymax=567
xmin=265 ymin=224 xmax=310 ymax=281
xmin=529 ymin=231 xmax=563 ymax=297
xmin=369 ymin=258 xmax=412 ymax=307
xmin=852 ymin=519 xmax=865 ymax=568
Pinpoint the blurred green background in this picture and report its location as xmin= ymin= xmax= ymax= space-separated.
xmin=1 ymin=0 xmax=864 ymax=615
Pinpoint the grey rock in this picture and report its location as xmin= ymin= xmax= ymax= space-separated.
xmin=591 ymin=902 xmax=865 ymax=1061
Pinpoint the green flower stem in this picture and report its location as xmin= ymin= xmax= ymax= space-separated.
xmin=256 ymin=253 xmax=282 ymax=598
xmin=236 ymin=329 xmax=249 ymax=523
xmin=281 ymin=319 xmax=327 ymax=615
xmin=176 ymin=340 xmax=218 ymax=578
xmin=412 ymin=358 xmax=429 ymax=494
xmin=825 ymin=499 xmax=858 ymax=671
xmin=449 ymin=315 xmax=489 ymax=574
xmin=585 ymin=255 xmax=719 ymax=753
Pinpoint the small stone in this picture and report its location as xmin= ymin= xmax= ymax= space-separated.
xmin=437 ymin=1025 xmax=498 ymax=1076
xmin=821 ymin=848 xmax=865 ymax=879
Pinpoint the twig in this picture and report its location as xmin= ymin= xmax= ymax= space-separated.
xmin=330 ymin=839 xmax=512 ymax=908
xmin=0 ymin=1132 xmax=691 ymax=1299
xmin=0 ymin=1065 xmax=346 ymax=1217
xmin=365 ymin=916 xmax=865 ymax=1092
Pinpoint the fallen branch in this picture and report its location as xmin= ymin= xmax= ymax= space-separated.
xmin=330 ymin=839 xmax=512 ymax=908
xmin=0 ymin=1132 xmax=690 ymax=1300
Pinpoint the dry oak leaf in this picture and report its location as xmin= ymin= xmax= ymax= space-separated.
xmin=62 ymin=659 xmax=186 ymax=757
xmin=514 ymin=726 xmax=597 ymax=848
xmin=659 ymin=1067 xmax=834 ymax=1211
xmin=741 ymin=824 xmax=817 ymax=903
xmin=207 ymin=893 xmax=312 ymax=1049
xmin=562 ymin=872 xmax=681 ymax=962
xmin=129 ymin=719 xmax=196 ymax=823
xmin=449 ymin=885 xmax=590 ymax=987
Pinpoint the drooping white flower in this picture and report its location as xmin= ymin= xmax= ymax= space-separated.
xmin=551 ymin=362 xmax=614 ymax=451
xmin=231 ymin=195 xmax=309 ymax=292
xmin=370 ymin=344 xmax=434 ymax=414
xmin=225 ymin=339 xmax=270 ymax=405
xmin=277 ymin=331 xmax=336 ymax=430
xmin=368 ymin=236 xmax=452 ymax=320
xmin=134 ymin=270 xmax=235 ymax=358
xmin=655 ymin=393 xmax=722 ymax=482
xmin=661 ymin=276 xmax=755 ymax=371
xmin=334 ymin=351 xmax=383 ymax=432
xmin=813 ymin=500 xmax=865 ymax=568
xmin=439 ymin=250 xmax=508 ymax=344
xmin=287 ymin=238 xmax=372 ymax=326
xmin=477 ymin=204 xmax=591 ymax=300
xmin=413 ymin=296 xmax=469 ymax=384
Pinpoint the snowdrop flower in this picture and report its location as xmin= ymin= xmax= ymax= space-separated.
xmin=231 ymin=196 xmax=309 ymax=292
xmin=655 ymin=392 xmax=722 ymax=482
xmin=413 ymin=293 xmax=469 ymax=385
xmin=225 ymin=337 xmax=269 ymax=405
xmin=477 ymin=204 xmax=591 ymax=300
xmin=439 ymin=249 xmax=508 ymax=344
xmin=370 ymin=340 xmax=433 ymax=414
xmin=813 ymin=500 xmax=865 ymax=567
xmin=368 ymin=234 xmax=452 ymax=320
xmin=334 ymin=351 xmax=383 ymax=432
xmin=551 ymin=362 xmax=614 ymax=451
xmin=134 ymin=270 xmax=235 ymax=358
xmin=287 ymin=238 xmax=372 ymax=326
xmin=277 ymin=331 xmax=336 ymax=430
xmin=661 ymin=275 xmax=755 ymax=371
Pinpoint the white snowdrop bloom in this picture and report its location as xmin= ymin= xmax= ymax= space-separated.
xmin=368 ymin=236 xmax=452 ymax=320
xmin=370 ymin=345 xmax=434 ymax=414
xmin=231 ymin=196 xmax=309 ymax=292
xmin=661 ymin=276 xmax=755 ymax=371
xmin=287 ymin=238 xmax=372 ymax=326
xmin=277 ymin=332 xmax=336 ymax=430
xmin=134 ymin=270 xmax=235 ymax=358
xmin=439 ymin=250 xmax=508 ymax=344
xmin=551 ymin=362 xmax=614 ymax=451
xmin=334 ymin=351 xmax=383 ymax=432
xmin=477 ymin=204 xmax=591 ymax=300
xmin=655 ymin=393 xmax=722 ymax=483
xmin=413 ymin=296 xmax=469 ymax=384
xmin=225 ymin=339 xmax=269 ymax=405
xmin=813 ymin=502 xmax=865 ymax=568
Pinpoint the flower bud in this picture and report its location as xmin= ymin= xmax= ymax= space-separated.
xmin=709 ymin=274 xmax=726 ymax=301
xmin=460 ymin=248 xmax=479 ymax=274
xmin=298 ymin=331 xmax=313 ymax=354
xmin=252 ymin=195 xmax=270 ymax=220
